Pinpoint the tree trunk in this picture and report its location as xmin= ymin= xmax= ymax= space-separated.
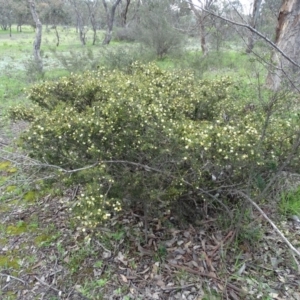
xmin=71 ymin=0 xmax=87 ymax=46
xmin=188 ymin=0 xmax=212 ymax=56
xmin=85 ymin=0 xmax=98 ymax=45
xmin=199 ymin=17 xmax=208 ymax=55
xmin=246 ymin=0 xmax=263 ymax=53
xmin=28 ymin=0 xmax=43 ymax=73
xmin=54 ymin=26 xmax=60 ymax=47
xmin=266 ymin=0 xmax=300 ymax=90
xmin=120 ymin=0 xmax=131 ymax=27
xmin=102 ymin=0 xmax=122 ymax=45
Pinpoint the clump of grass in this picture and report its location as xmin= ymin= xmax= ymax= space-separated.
xmin=279 ymin=187 xmax=300 ymax=217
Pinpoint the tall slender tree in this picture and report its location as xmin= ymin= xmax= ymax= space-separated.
xmin=119 ymin=0 xmax=131 ymax=27
xmin=85 ymin=0 xmax=100 ymax=45
xmin=246 ymin=0 xmax=263 ymax=53
xmin=102 ymin=0 xmax=122 ymax=45
xmin=70 ymin=0 xmax=88 ymax=45
xmin=187 ymin=0 xmax=215 ymax=56
xmin=28 ymin=0 xmax=43 ymax=73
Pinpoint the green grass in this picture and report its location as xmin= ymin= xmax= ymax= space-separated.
xmin=0 ymin=75 xmax=27 ymax=104
xmin=279 ymin=187 xmax=300 ymax=216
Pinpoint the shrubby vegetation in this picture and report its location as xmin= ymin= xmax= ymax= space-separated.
xmin=9 ymin=63 xmax=300 ymax=231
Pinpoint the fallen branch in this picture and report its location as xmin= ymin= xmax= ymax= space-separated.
xmin=0 ymin=272 xmax=26 ymax=285
xmin=34 ymin=276 xmax=61 ymax=294
xmin=210 ymin=230 xmax=235 ymax=257
xmin=236 ymin=191 xmax=300 ymax=259
xmin=168 ymin=263 xmax=244 ymax=294
xmin=161 ymin=283 xmax=195 ymax=291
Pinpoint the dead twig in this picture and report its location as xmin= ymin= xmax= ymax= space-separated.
xmin=95 ymin=240 xmax=112 ymax=256
xmin=210 ymin=231 xmax=235 ymax=257
xmin=34 ymin=276 xmax=61 ymax=294
xmin=169 ymin=263 xmax=244 ymax=294
xmin=161 ymin=283 xmax=195 ymax=291
xmin=0 ymin=272 xmax=26 ymax=285
xmin=236 ymin=191 xmax=300 ymax=260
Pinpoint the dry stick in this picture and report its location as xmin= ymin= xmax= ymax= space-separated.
xmin=210 ymin=230 xmax=234 ymax=257
xmin=34 ymin=276 xmax=61 ymax=294
xmin=95 ymin=240 xmax=112 ymax=255
xmin=0 ymin=272 xmax=26 ymax=285
xmin=168 ymin=263 xmax=243 ymax=294
xmin=236 ymin=191 xmax=300 ymax=259
xmin=161 ymin=283 xmax=195 ymax=291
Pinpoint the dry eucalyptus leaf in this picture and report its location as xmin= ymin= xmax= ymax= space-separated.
xmin=156 ymin=280 xmax=165 ymax=287
xmin=165 ymin=237 xmax=177 ymax=247
xmin=120 ymin=274 xmax=128 ymax=283
xmin=183 ymin=231 xmax=190 ymax=238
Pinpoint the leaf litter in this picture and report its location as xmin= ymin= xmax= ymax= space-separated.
xmin=1 ymin=126 xmax=300 ymax=299
xmin=0 ymin=184 xmax=300 ymax=299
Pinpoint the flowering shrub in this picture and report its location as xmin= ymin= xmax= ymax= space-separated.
xmin=9 ymin=63 xmax=300 ymax=230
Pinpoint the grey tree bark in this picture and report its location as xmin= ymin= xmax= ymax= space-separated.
xmin=85 ymin=0 xmax=99 ymax=45
xmin=188 ymin=0 xmax=215 ymax=56
xmin=71 ymin=0 xmax=87 ymax=46
xmin=246 ymin=0 xmax=263 ymax=53
xmin=28 ymin=0 xmax=43 ymax=73
xmin=266 ymin=0 xmax=300 ymax=90
xmin=120 ymin=0 xmax=131 ymax=27
xmin=102 ymin=0 xmax=122 ymax=45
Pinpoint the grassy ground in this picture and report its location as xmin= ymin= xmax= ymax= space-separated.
xmin=1 ymin=27 xmax=300 ymax=300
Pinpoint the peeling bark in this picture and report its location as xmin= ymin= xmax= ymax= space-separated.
xmin=266 ymin=0 xmax=300 ymax=90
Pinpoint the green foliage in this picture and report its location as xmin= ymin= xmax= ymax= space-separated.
xmin=23 ymin=58 xmax=45 ymax=82
xmin=279 ymin=187 xmax=300 ymax=216
xmin=10 ymin=62 xmax=300 ymax=231
xmin=49 ymin=47 xmax=99 ymax=73
xmin=114 ymin=26 xmax=135 ymax=42
xmin=133 ymin=0 xmax=185 ymax=58
xmin=178 ymin=50 xmax=254 ymax=79
xmin=8 ymin=104 xmax=40 ymax=122
xmin=99 ymin=45 xmax=154 ymax=71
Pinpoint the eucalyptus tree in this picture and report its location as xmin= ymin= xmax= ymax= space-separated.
xmin=134 ymin=0 xmax=185 ymax=58
xmin=28 ymin=0 xmax=43 ymax=73
xmin=0 ymin=0 xmax=13 ymax=35
xmin=119 ymin=0 xmax=131 ymax=27
xmin=246 ymin=0 xmax=263 ymax=53
xmin=258 ymin=0 xmax=282 ymax=40
xmin=85 ymin=0 xmax=100 ymax=45
xmin=187 ymin=0 xmax=216 ymax=55
xmin=13 ymin=0 xmax=31 ymax=32
xmin=70 ymin=0 xmax=89 ymax=45
xmin=266 ymin=0 xmax=300 ymax=90
xmin=41 ymin=0 xmax=70 ymax=46
xmin=101 ymin=0 xmax=122 ymax=45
